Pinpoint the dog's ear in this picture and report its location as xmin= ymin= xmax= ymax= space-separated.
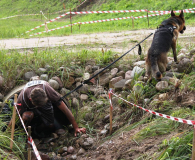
xmin=179 ymin=10 xmax=184 ymax=18
xmin=171 ymin=10 xmax=175 ymax=17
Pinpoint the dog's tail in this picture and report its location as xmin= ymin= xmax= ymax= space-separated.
xmin=151 ymin=57 xmax=162 ymax=80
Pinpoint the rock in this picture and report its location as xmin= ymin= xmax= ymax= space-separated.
xmin=155 ymin=81 xmax=169 ymax=91
xmin=96 ymin=100 xmax=104 ymax=106
xmin=51 ymin=77 xmax=63 ymax=88
xmin=60 ymin=88 xmax=70 ymax=96
xmin=125 ymin=70 xmax=132 ymax=79
xmin=37 ymin=68 xmax=47 ymax=75
xmin=110 ymin=68 xmax=118 ymax=77
xmin=109 ymin=76 xmax=123 ymax=88
xmin=82 ymin=137 xmax=94 ymax=149
xmin=30 ymin=76 xmax=40 ymax=81
xmin=99 ymin=72 xmax=111 ymax=86
xmin=84 ymin=112 xmax=94 ymax=121
xmin=77 ymin=148 xmax=86 ymax=155
xmin=177 ymin=53 xmax=186 ymax=59
xmin=133 ymin=61 xmax=145 ymax=67
xmin=80 ymin=94 xmax=88 ymax=101
xmin=58 ymin=147 xmax=68 ymax=154
xmin=94 ymin=68 xmax=107 ymax=76
xmin=179 ymin=48 xmax=188 ymax=54
xmin=64 ymin=76 xmax=75 ymax=89
xmin=77 ymin=83 xmax=89 ymax=94
xmin=40 ymin=74 xmax=49 ymax=81
xmin=159 ymin=93 xmax=168 ymax=100
xmin=85 ymin=65 xmax=92 ymax=73
xmin=61 ymin=152 xmax=68 ymax=157
xmin=189 ymin=48 xmax=195 ymax=56
xmin=83 ymin=73 xmax=90 ymax=80
xmin=69 ymin=154 xmax=77 ymax=160
xmin=191 ymin=55 xmax=195 ymax=62
xmin=48 ymin=79 xmax=60 ymax=90
xmin=116 ymin=70 xmax=125 ymax=78
xmin=177 ymin=58 xmax=193 ymax=74
xmin=24 ymin=71 xmax=37 ymax=81
xmin=118 ymin=64 xmax=132 ymax=71
xmin=100 ymin=129 xmax=108 ymax=136
xmin=144 ymin=98 xmax=150 ymax=104
xmin=131 ymin=66 xmax=144 ymax=78
xmin=67 ymin=146 xmax=75 ymax=154
xmin=45 ymin=64 xmax=51 ymax=71
xmin=161 ymin=76 xmax=171 ymax=82
xmin=165 ymin=72 xmax=174 ymax=77
xmin=113 ymin=79 xmax=128 ymax=91
xmin=72 ymin=98 xmax=79 ymax=109
xmin=56 ymin=129 xmax=67 ymax=135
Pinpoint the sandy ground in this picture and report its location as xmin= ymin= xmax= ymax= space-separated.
xmin=1 ymin=26 xmax=195 ymax=53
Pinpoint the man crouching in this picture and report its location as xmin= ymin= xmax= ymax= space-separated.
xmin=8 ymin=80 xmax=86 ymax=138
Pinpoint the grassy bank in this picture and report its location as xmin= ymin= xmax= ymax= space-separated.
xmin=0 ymin=0 xmax=195 ymax=38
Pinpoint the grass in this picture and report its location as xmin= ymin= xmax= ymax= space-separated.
xmin=1 ymin=0 xmax=195 ymax=38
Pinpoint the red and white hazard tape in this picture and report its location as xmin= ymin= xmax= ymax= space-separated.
xmin=24 ymin=7 xmax=195 ymax=35
xmin=29 ymin=12 xmax=167 ymax=36
xmin=29 ymin=23 xmax=78 ymax=36
xmin=108 ymin=89 xmax=113 ymax=110
xmin=24 ymin=0 xmax=87 ymax=34
xmin=0 ymin=14 xmax=40 ymax=20
xmin=59 ymin=8 xmax=195 ymax=15
xmin=108 ymin=91 xmax=195 ymax=126
xmin=14 ymin=103 xmax=42 ymax=160
xmin=25 ymin=13 xmax=68 ymax=34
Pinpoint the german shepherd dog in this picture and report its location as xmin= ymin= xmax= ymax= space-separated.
xmin=145 ymin=10 xmax=186 ymax=81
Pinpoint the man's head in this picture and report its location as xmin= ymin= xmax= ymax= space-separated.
xmin=30 ymin=88 xmax=48 ymax=107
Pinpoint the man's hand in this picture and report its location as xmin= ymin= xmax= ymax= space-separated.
xmin=74 ymin=127 xmax=86 ymax=137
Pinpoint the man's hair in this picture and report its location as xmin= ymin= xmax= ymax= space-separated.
xmin=30 ymin=88 xmax=48 ymax=107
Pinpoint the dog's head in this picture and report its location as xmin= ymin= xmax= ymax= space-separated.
xmin=171 ymin=10 xmax=186 ymax=34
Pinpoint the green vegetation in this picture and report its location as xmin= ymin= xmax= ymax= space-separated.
xmin=0 ymin=0 xmax=195 ymax=159
xmin=0 ymin=0 xmax=195 ymax=38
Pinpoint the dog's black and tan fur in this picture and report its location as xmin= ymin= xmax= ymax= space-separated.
xmin=145 ymin=10 xmax=186 ymax=80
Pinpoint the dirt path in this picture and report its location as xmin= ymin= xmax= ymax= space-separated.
xmin=1 ymin=26 xmax=195 ymax=53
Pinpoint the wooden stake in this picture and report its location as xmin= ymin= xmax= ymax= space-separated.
xmin=70 ymin=8 xmax=72 ymax=33
xmin=192 ymin=125 xmax=195 ymax=160
xmin=147 ymin=9 xmax=149 ymax=27
xmin=109 ymin=93 xmax=113 ymax=135
xmin=10 ymin=94 xmax=17 ymax=150
xmin=28 ymin=126 xmax=32 ymax=160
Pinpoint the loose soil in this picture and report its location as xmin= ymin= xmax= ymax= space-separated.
xmin=1 ymin=26 xmax=195 ymax=55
